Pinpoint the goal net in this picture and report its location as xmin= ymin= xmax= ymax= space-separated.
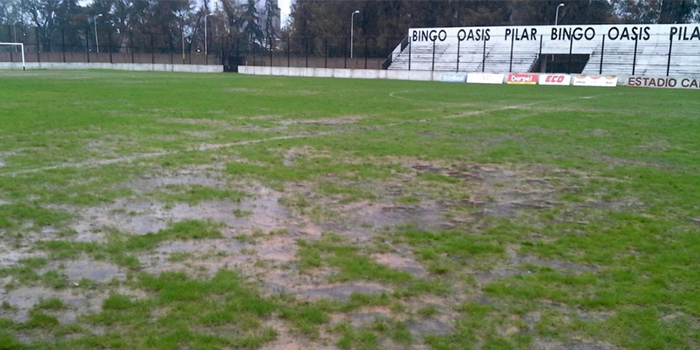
xmin=0 ymin=43 xmax=26 ymax=70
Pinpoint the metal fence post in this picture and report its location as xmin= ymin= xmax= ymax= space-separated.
xmin=222 ymin=36 xmax=226 ymax=66
xmin=61 ymin=29 xmax=66 ymax=63
xmin=269 ymin=36 xmax=273 ymax=67
xmin=8 ymin=25 xmax=13 ymax=63
xmin=86 ymin=27 xmax=90 ymax=63
xmin=538 ymin=35 xmax=543 ymax=72
xmin=305 ymin=38 xmax=309 ymax=68
xmin=408 ymin=37 xmax=411 ymax=71
xmin=509 ymin=32 xmax=514 ymax=72
xmin=150 ymin=34 xmax=155 ymax=64
xmin=253 ymin=39 xmax=256 ymax=66
xmin=599 ymin=35 xmax=605 ymax=75
xmin=324 ymin=38 xmax=328 ymax=68
xmin=109 ymin=30 xmax=114 ymax=63
xmin=666 ymin=35 xmax=673 ymax=77
xmin=568 ymin=36 xmax=573 ymax=74
xmin=431 ymin=40 xmax=436 ymax=71
xmin=36 ymin=27 xmax=40 ymax=63
xmin=482 ymin=39 xmax=486 ymax=72
xmin=456 ymin=38 xmax=460 ymax=72
xmin=344 ymin=37 xmax=348 ymax=69
xmin=632 ymin=36 xmax=638 ymax=75
xmin=130 ymin=32 xmax=134 ymax=64
xmin=364 ymin=37 xmax=368 ymax=69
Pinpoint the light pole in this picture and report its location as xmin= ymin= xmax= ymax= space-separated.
xmin=350 ymin=10 xmax=360 ymax=58
xmin=555 ymin=3 xmax=565 ymax=25
xmin=94 ymin=14 xmax=103 ymax=54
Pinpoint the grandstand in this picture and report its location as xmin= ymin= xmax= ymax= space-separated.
xmin=386 ymin=24 xmax=700 ymax=76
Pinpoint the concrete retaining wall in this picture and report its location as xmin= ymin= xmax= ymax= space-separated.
xmin=0 ymin=62 xmax=223 ymax=73
xmin=239 ymin=66 xmax=441 ymax=82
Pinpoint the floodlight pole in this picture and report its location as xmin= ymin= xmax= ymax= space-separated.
xmin=555 ymin=3 xmax=565 ymax=25
xmin=350 ymin=10 xmax=360 ymax=58
xmin=94 ymin=14 xmax=103 ymax=54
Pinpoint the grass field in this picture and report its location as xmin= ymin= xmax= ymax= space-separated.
xmin=0 ymin=70 xmax=699 ymax=350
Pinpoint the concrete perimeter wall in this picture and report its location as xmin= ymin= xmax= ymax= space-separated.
xmin=238 ymin=66 xmax=441 ymax=82
xmin=238 ymin=66 xmax=700 ymax=90
xmin=0 ymin=62 xmax=223 ymax=73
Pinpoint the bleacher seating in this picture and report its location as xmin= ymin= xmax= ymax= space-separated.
xmin=387 ymin=29 xmax=700 ymax=76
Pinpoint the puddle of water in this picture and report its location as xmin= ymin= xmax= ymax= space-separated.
xmin=59 ymin=259 xmax=126 ymax=283
xmin=0 ymin=248 xmax=44 ymax=269
xmin=533 ymin=339 xmax=612 ymax=350
xmin=407 ymin=318 xmax=453 ymax=336
xmin=0 ymin=286 xmax=103 ymax=323
xmin=129 ymin=173 xmax=224 ymax=192
xmin=264 ymin=271 xmax=392 ymax=301
xmin=71 ymin=186 xmax=288 ymax=236
xmin=363 ymin=201 xmax=446 ymax=232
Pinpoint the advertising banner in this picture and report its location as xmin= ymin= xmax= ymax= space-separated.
xmin=466 ymin=73 xmax=505 ymax=84
xmin=623 ymin=76 xmax=700 ymax=89
xmin=572 ymin=75 xmax=618 ymax=87
xmin=507 ymin=73 xmax=538 ymax=85
xmin=440 ymin=72 xmax=468 ymax=83
xmin=538 ymin=74 xmax=571 ymax=86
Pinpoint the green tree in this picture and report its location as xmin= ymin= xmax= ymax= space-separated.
xmin=264 ymin=0 xmax=279 ymax=40
xmin=612 ymin=0 xmax=699 ymax=24
xmin=241 ymin=0 xmax=263 ymax=45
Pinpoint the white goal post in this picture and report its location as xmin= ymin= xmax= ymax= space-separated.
xmin=0 ymin=42 xmax=26 ymax=70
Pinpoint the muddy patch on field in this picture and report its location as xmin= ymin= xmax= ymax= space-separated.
xmin=372 ymin=252 xmax=427 ymax=278
xmin=0 ymin=284 xmax=145 ymax=323
xmin=533 ymin=339 xmax=614 ymax=350
xmin=158 ymin=118 xmax=233 ymax=129
xmin=279 ymin=115 xmax=364 ymax=126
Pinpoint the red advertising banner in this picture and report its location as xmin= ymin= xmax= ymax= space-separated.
xmin=507 ymin=73 xmax=538 ymax=85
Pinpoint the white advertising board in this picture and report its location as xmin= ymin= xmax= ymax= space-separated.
xmin=467 ymin=73 xmax=504 ymax=84
xmin=572 ymin=75 xmax=618 ymax=87
xmin=623 ymin=76 xmax=700 ymax=89
xmin=538 ymin=74 xmax=571 ymax=86
xmin=440 ymin=72 xmax=468 ymax=83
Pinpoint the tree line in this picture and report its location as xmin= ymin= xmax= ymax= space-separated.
xmin=0 ymin=0 xmax=697 ymax=56
xmin=0 ymin=0 xmax=278 ymax=54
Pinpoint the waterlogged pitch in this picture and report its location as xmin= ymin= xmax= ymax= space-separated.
xmin=0 ymin=70 xmax=699 ymax=350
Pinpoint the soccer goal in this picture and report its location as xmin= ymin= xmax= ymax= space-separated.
xmin=0 ymin=42 xmax=26 ymax=70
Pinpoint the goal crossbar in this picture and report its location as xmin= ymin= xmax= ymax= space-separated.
xmin=0 ymin=43 xmax=26 ymax=70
